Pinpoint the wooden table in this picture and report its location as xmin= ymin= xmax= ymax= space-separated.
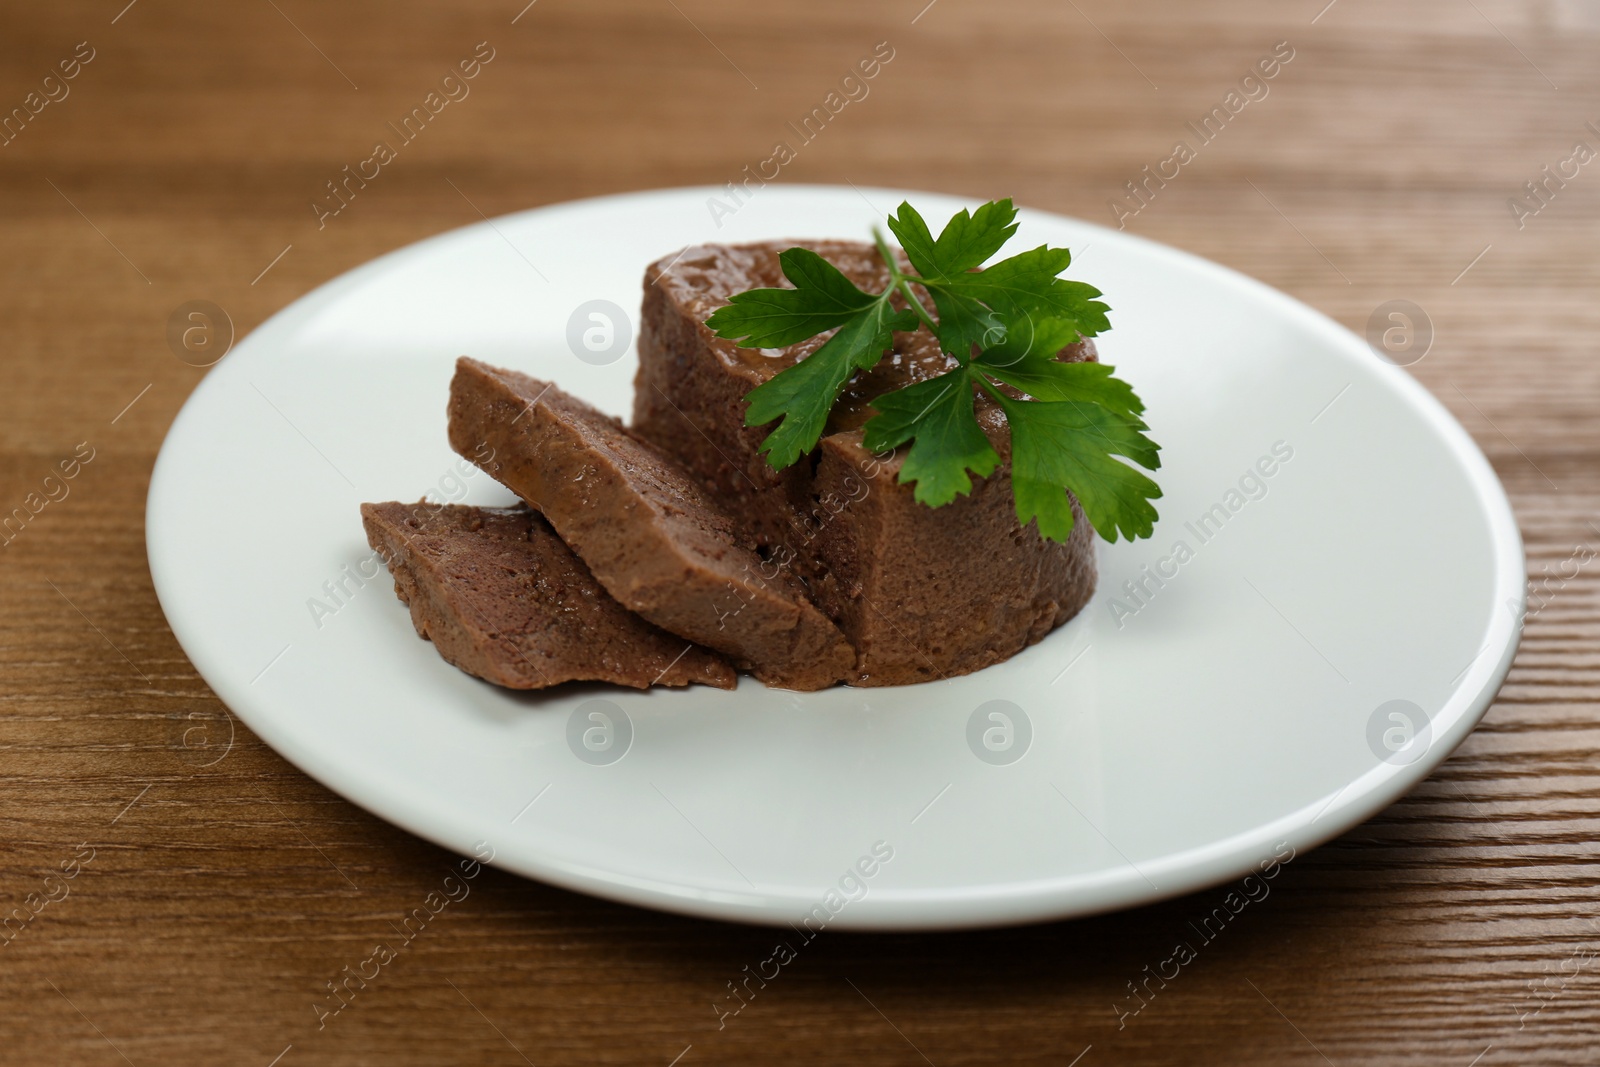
xmin=3 ymin=0 xmax=1596 ymax=1062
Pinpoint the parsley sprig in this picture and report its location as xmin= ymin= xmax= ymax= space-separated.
xmin=704 ymin=199 xmax=1161 ymax=543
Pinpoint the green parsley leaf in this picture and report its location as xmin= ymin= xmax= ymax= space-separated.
xmin=701 ymin=198 xmax=1163 ymax=544
xmin=982 ymin=358 xmax=1146 ymax=421
xmin=973 ymin=310 xmax=1082 ymax=369
xmin=888 ymin=200 xmax=1014 ymax=359
xmin=926 ymin=286 xmax=1004 ymax=363
xmin=888 ymin=199 xmax=1019 ymax=279
xmin=740 ymin=297 xmax=918 ymax=469
xmin=860 ymin=369 xmax=1000 ymax=506
xmin=943 ymin=246 xmax=1111 ymax=337
xmin=977 ymin=317 xmax=1144 ymax=420
xmin=987 ymin=388 xmax=1162 ymax=543
xmin=705 ymin=248 xmax=881 ymax=347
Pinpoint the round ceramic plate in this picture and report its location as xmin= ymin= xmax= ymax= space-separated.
xmin=147 ymin=186 xmax=1524 ymax=930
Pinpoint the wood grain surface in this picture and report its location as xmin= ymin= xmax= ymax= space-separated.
xmin=2 ymin=0 xmax=1598 ymax=1063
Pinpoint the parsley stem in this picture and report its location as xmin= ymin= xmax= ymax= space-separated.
xmin=894 ymin=278 xmax=938 ymax=335
xmin=973 ymin=371 xmax=1009 ymax=406
xmin=872 ymin=226 xmax=939 ymax=335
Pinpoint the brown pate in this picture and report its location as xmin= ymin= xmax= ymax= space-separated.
xmin=361 ymin=500 xmax=735 ymax=690
xmin=632 ymin=240 xmax=1099 ymax=687
xmin=446 ymin=358 xmax=855 ymax=691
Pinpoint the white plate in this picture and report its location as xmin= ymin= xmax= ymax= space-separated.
xmin=147 ymin=186 xmax=1524 ymax=930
